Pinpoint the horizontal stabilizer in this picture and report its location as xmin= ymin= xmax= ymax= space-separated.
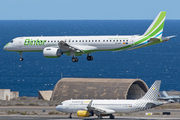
xmin=149 ymin=38 xmax=161 ymax=42
xmin=166 ymin=35 xmax=177 ymax=39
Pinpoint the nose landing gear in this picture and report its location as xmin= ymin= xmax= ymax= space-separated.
xmin=19 ymin=52 xmax=23 ymax=61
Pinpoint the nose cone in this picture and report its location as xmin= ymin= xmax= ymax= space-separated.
xmin=56 ymin=105 xmax=62 ymax=111
xmin=3 ymin=45 xmax=7 ymax=51
xmin=3 ymin=43 xmax=9 ymax=51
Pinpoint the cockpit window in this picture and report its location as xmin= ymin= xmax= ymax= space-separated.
xmin=10 ymin=40 xmax=13 ymax=43
xmin=60 ymin=103 xmax=63 ymax=105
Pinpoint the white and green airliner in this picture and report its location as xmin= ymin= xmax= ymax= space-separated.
xmin=3 ymin=11 xmax=174 ymax=62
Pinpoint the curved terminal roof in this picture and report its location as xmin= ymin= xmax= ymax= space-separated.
xmin=51 ymin=78 xmax=148 ymax=101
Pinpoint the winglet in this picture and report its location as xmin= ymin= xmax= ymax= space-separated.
xmin=87 ymin=99 xmax=93 ymax=108
xmin=141 ymin=80 xmax=161 ymax=101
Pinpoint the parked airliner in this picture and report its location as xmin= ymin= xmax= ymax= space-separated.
xmin=158 ymin=91 xmax=180 ymax=102
xmin=56 ymin=81 xmax=168 ymax=119
xmin=3 ymin=11 xmax=174 ymax=62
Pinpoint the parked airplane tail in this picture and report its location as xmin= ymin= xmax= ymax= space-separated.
xmin=141 ymin=80 xmax=161 ymax=101
xmin=159 ymin=91 xmax=169 ymax=97
xmin=143 ymin=11 xmax=166 ymax=38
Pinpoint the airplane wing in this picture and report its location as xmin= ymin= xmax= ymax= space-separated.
xmin=87 ymin=99 xmax=115 ymax=114
xmin=58 ymin=41 xmax=84 ymax=53
xmin=58 ymin=41 xmax=98 ymax=53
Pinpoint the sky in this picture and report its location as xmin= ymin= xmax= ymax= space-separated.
xmin=0 ymin=0 xmax=179 ymax=20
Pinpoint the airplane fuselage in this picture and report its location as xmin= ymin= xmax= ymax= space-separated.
xmin=4 ymin=35 xmax=140 ymax=52
xmin=56 ymin=99 xmax=150 ymax=113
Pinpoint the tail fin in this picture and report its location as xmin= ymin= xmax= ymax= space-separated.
xmin=141 ymin=80 xmax=161 ymax=101
xmin=161 ymin=91 xmax=169 ymax=97
xmin=143 ymin=11 xmax=166 ymax=38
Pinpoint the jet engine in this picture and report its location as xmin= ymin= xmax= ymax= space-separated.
xmin=43 ymin=47 xmax=62 ymax=58
xmin=77 ymin=110 xmax=94 ymax=117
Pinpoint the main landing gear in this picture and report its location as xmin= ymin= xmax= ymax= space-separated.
xmin=87 ymin=54 xmax=93 ymax=61
xmin=68 ymin=113 xmax=72 ymax=119
xmin=110 ymin=114 xmax=115 ymax=119
xmin=71 ymin=54 xmax=93 ymax=62
xmin=72 ymin=56 xmax=78 ymax=62
xmin=19 ymin=52 xmax=23 ymax=61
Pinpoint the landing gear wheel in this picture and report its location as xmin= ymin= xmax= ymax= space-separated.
xmin=72 ymin=57 xmax=78 ymax=62
xmin=68 ymin=113 xmax=72 ymax=119
xmin=20 ymin=58 xmax=23 ymax=61
xmin=87 ymin=56 xmax=93 ymax=61
xmin=19 ymin=52 xmax=23 ymax=61
xmin=75 ymin=57 xmax=78 ymax=62
xmin=110 ymin=114 xmax=114 ymax=119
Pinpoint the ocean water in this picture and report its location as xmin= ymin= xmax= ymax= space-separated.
xmin=0 ymin=20 xmax=180 ymax=97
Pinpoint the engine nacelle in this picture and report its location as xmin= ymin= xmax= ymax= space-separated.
xmin=43 ymin=47 xmax=61 ymax=58
xmin=77 ymin=110 xmax=94 ymax=117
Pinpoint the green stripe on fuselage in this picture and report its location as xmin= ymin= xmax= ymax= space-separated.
xmin=135 ymin=21 xmax=164 ymax=45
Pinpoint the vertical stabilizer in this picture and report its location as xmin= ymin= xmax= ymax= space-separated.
xmin=141 ymin=80 xmax=161 ymax=101
xmin=143 ymin=11 xmax=166 ymax=38
xmin=161 ymin=91 xmax=169 ymax=97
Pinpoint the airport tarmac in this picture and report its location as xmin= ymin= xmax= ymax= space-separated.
xmin=0 ymin=106 xmax=180 ymax=120
xmin=1 ymin=115 xmax=180 ymax=120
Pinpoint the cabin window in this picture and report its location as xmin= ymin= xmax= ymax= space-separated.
xmin=48 ymin=41 xmax=49 ymax=42
xmin=76 ymin=40 xmax=77 ymax=42
xmin=123 ymin=40 xmax=125 ymax=42
xmin=126 ymin=40 xmax=128 ymax=41
xmin=72 ymin=40 xmax=74 ymax=42
xmin=116 ymin=40 xmax=118 ymax=42
xmin=110 ymin=40 xmax=111 ymax=42
xmin=82 ymin=40 xmax=84 ymax=42
xmin=51 ymin=41 xmax=53 ymax=42
xmin=86 ymin=40 xmax=87 ymax=42
xmin=10 ymin=40 xmax=13 ymax=43
xmin=89 ymin=40 xmax=91 ymax=42
xmin=103 ymin=40 xmax=105 ymax=42
xmin=64 ymin=40 xmax=66 ymax=42
xmin=95 ymin=40 xmax=97 ymax=42
xmin=106 ymin=40 xmax=108 ymax=42
xmin=79 ymin=40 xmax=81 ymax=42
xmin=92 ymin=40 xmax=94 ymax=42
xmin=113 ymin=40 xmax=115 ymax=42
xmin=54 ymin=41 xmax=56 ymax=42
xmin=98 ymin=40 xmax=100 ymax=42
xmin=120 ymin=40 xmax=121 ymax=42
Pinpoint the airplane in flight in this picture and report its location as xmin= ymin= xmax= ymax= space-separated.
xmin=3 ymin=11 xmax=174 ymax=62
xmin=56 ymin=81 xmax=167 ymax=119
xmin=158 ymin=91 xmax=180 ymax=103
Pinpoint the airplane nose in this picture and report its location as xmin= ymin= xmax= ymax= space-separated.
xmin=56 ymin=105 xmax=61 ymax=111
xmin=3 ymin=46 xmax=7 ymax=51
xmin=56 ymin=105 xmax=65 ymax=112
xmin=3 ymin=43 xmax=9 ymax=51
